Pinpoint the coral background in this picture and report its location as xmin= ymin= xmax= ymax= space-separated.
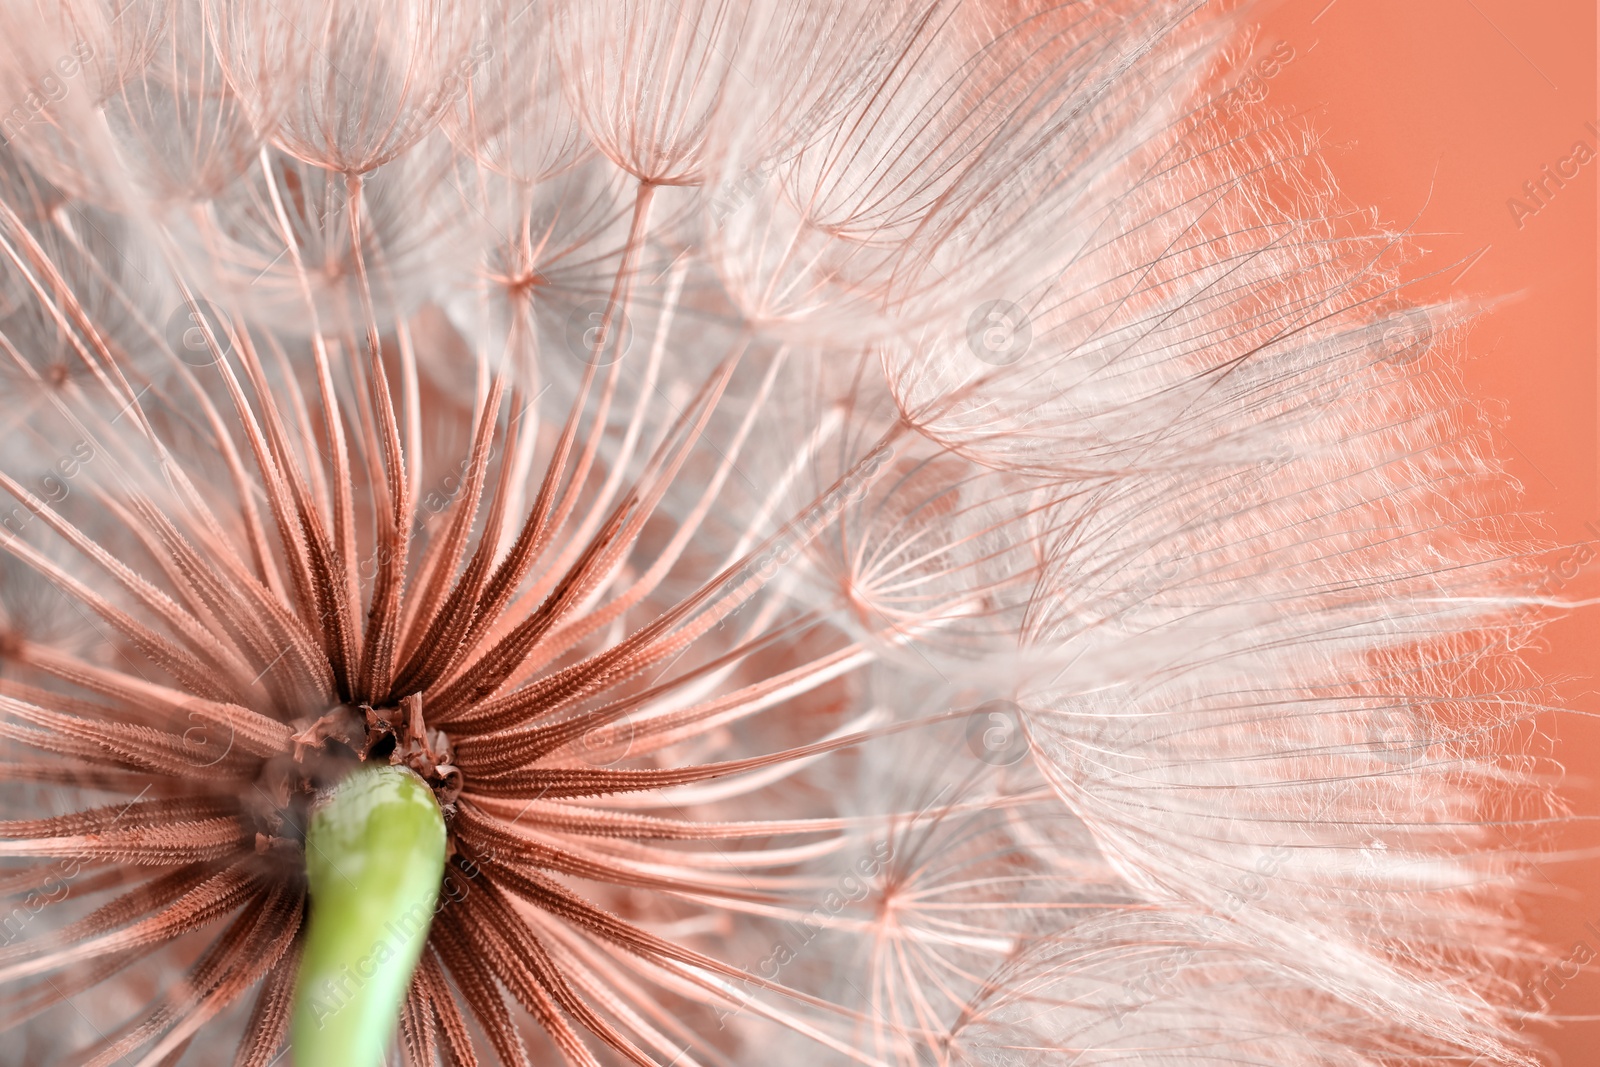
xmin=1255 ymin=1 xmax=1598 ymax=1060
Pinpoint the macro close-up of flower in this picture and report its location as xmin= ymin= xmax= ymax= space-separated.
xmin=0 ymin=0 xmax=1588 ymax=1065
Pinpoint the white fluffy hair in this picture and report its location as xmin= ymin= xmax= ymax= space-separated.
xmin=0 ymin=0 xmax=1562 ymax=1064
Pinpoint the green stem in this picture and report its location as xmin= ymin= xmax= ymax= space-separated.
xmin=291 ymin=764 xmax=447 ymax=1067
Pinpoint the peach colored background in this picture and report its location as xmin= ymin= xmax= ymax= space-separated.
xmin=1252 ymin=1 xmax=1598 ymax=1061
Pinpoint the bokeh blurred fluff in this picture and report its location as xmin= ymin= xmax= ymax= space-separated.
xmin=0 ymin=0 xmax=1561 ymax=1064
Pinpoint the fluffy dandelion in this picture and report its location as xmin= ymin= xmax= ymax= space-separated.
xmin=0 ymin=0 xmax=1560 ymax=1064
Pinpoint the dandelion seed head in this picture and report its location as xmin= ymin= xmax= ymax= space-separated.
xmin=0 ymin=1 xmax=1561 ymax=1065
